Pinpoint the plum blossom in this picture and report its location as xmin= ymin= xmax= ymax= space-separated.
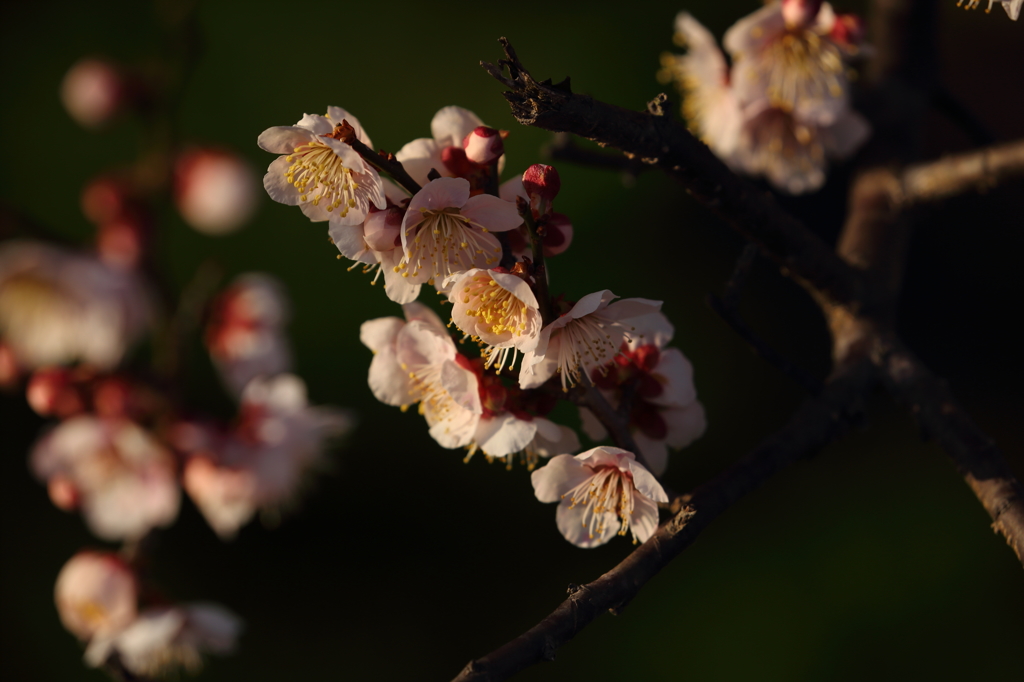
xmin=329 ymin=179 xmax=422 ymax=304
xmin=661 ymin=10 xmax=870 ymax=194
xmin=584 ymin=312 xmax=707 ymax=475
xmin=85 ymin=603 xmax=242 ymax=676
xmin=958 ymin=0 xmax=1021 ymax=20
xmin=499 ymin=171 xmax=575 ymax=259
xmin=396 ymin=177 xmax=521 ymax=287
xmin=205 ymin=274 xmax=291 ymax=395
xmin=258 ymin=106 xmax=385 ymax=226
xmin=396 ymin=317 xmax=483 ymax=449
xmin=519 ymin=291 xmax=662 ymax=391
xmin=31 ymin=416 xmax=180 ymax=541
xmin=55 ymin=551 xmax=137 ymax=641
xmin=532 ymin=446 xmax=668 ymax=548
xmin=659 ymin=12 xmax=744 ymax=161
xmin=360 ymin=302 xmax=446 ymax=409
xmin=732 ymin=101 xmax=870 ymax=194
xmin=724 ymin=1 xmax=859 ymax=125
xmin=174 ymin=148 xmax=259 ymax=236
xmin=396 ymin=106 xmax=500 ymax=187
xmin=0 ymin=241 xmax=151 ymax=370
xmin=179 ymin=374 xmax=352 ymax=539
xmin=449 ymin=268 xmax=542 ymax=372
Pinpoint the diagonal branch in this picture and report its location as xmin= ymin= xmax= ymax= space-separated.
xmin=453 ymin=361 xmax=874 ymax=682
xmin=894 ymin=139 xmax=1024 ymax=208
xmin=482 ymin=38 xmax=871 ymax=312
xmin=876 ymin=338 xmax=1024 ymax=566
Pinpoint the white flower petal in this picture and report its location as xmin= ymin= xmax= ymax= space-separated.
xmin=531 ymin=453 xmax=590 ymax=502
xmin=431 ymin=106 xmax=484 ymax=148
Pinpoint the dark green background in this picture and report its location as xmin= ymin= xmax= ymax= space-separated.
xmin=2 ymin=1 xmax=1022 ymax=680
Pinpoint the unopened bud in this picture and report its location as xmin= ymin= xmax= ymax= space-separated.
xmin=363 ymin=207 xmax=404 ymax=252
xmin=440 ymin=146 xmax=476 ymax=178
xmin=463 ymin=126 xmax=504 ymax=165
xmin=27 ymin=368 xmax=83 ymax=417
xmin=0 ymin=343 xmax=19 ymax=389
xmin=97 ymin=217 xmax=146 ymax=270
xmin=60 ymin=58 xmax=125 ymax=129
xmin=81 ymin=176 xmax=130 ymax=225
xmin=830 ymin=14 xmax=865 ymax=47
xmin=174 ymin=148 xmax=258 ymax=236
xmin=781 ymin=0 xmax=823 ymax=29
xmin=522 ymin=164 xmax=561 ymax=217
xmin=48 ymin=475 xmax=81 ymax=511
xmin=93 ymin=377 xmax=132 ymax=418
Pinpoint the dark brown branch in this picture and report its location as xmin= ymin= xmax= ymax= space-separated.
xmin=453 ymin=362 xmax=873 ymax=682
xmin=876 ymin=339 xmax=1024 ymax=566
xmin=544 ymin=133 xmax=647 ymax=179
xmin=344 ymin=134 xmax=422 ymax=196
xmin=482 ymin=38 xmax=871 ymax=312
xmin=895 ymin=139 xmax=1024 ymax=207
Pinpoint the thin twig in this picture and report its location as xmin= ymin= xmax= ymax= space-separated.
xmin=930 ymin=86 xmax=996 ymax=147
xmin=544 ymin=133 xmax=647 ymax=180
xmin=516 ymin=198 xmax=553 ymax=325
xmin=345 ymin=135 xmax=422 ymax=196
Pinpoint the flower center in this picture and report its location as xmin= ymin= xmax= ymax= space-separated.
xmin=554 ymin=314 xmax=621 ymax=391
xmin=404 ymin=360 xmax=462 ymax=425
xmin=462 ymin=274 xmax=529 ymax=337
xmin=284 ymin=140 xmax=359 ymax=217
xmin=397 ymin=208 xmax=501 ymax=282
xmin=760 ymin=30 xmax=844 ymax=112
xmin=563 ymin=466 xmax=636 ymax=541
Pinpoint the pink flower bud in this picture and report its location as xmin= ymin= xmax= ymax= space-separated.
xmin=781 ymin=0 xmax=823 ymax=28
xmin=174 ymin=148 xmax=258 ymax=236
xmin=48 ymin=475 xmax=80 ymax=511
xmin=522 ymin=164 xmax=561 ymax=217
xmin=27 ymin=367 xmax=83 ymax=417
xmin=54 ymin=551 xmax=138 ymax=640
xmin=363 ymin=207 xmax=404 ymax=252
xmin=440 ymin=146 xmax=476 ymax=178
xmin=60 ymin=59 xmax=125 ymax=129
xmin=81 ymin=177 xmax=130 ymax=225
xmin=93 ymin=377 xmax=132 ymax=418
xmin=0 ymin=343 xmax=19 ymax=388
xmin=522 ymin=164 xmax=561 ymax=202
xmin=97 ymin=217 xmax=145 ymax=270
xmin=462 ymin=126 xmax=504 ymax=165
xmin=830 ymin=13 xmax=865 ymax=47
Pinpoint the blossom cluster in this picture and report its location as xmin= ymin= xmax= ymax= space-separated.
xmin=0 ymin=48 xmax=358 ymax=676
xmin=258 ymin=103 xmax=707 ymax=547
xmin=660 ymin=0 xmax=871 ymax=193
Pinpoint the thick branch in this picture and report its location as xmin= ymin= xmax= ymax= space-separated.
xmin=454 ymin=362 xmax=872 ymax=682
xmin=896 ymin=139 xmax=1024 ymax=207
xmin=877 ymin=339 xmax=1024 ymax=566
xmin=482 ymin=38 xmax=871 ymax=312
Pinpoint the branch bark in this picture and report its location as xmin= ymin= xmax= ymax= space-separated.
xmin=453 ymin=361 xmax=873 ymax=682
xmin=895 ymin=139 xmax=1024 ymax=207
xmin=876 ymin=338 xmax=1024 ymax=565
xmin=481 ymin=39 xmax=872 ymax=312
